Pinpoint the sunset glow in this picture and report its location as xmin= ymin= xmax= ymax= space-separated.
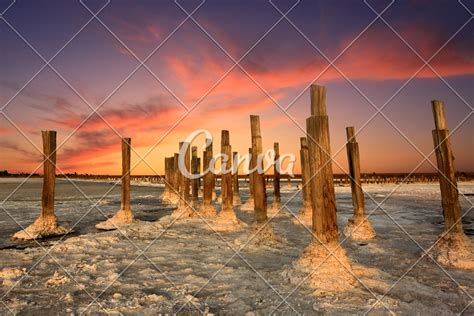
xmin=1 ymin=0 xmax=472 ymax=175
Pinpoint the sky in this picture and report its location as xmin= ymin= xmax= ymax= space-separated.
xmin=0 ymin=0 xmax=473 ymax=175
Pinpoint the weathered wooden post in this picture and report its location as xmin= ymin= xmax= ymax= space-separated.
xmin=162 ymin=156 xmax=173 ymax=203
xmin=233 ymin=151 xmax=242 ymax=205
xmin=271 ymin=142 xmax=281 ymax=210
xmin=173 ymin=141 xmax=192 ymax=217
xmin=250 ymin=115 xmax=267 ymax=224
xmin=191 ymin=146 xmax=199 ymax=206
xmin=292 ymin=85 xmax=354 ymax=292
xmin=343 ymin=127 xmax=375 ymax=240
xmin=220 ymin=131 xmax=234 ymax=213
xmin=13 ymin=131 xmax=68 ymax=240
xmin=197 ymin=157 xmax=202 ymax=196
xmin=306 ymin=86 xmax=338 ymax=243
xmin=295 ymin=137 xmax=312 ymax=224
xmin=431 ymin=100 xmax=472 ymax=269
xmin=214 ymin=131 xmax=242 ymax=230
xmin=199 ymin=139 xmax=217 ymax=217
xmin=241 ymin=147 xmax=255 ymax=210
xmin=171 ymin=153 xmax=180 ymax=203
xmin=96 ymin=137 xmax=134 ymax=230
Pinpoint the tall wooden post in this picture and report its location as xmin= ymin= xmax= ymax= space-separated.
xmin=191 ymin=146 xmax=199 ymax=205
xmin=233 ymin=151 xmax=241 ymax=205
xmin=250 ymin=115 xmax=267 ymax=224
xmin=272 ymin=142 xmax=281 ymax=209
xmin=41 ymin=131 xmax=57 ymax=219
xmin=96 ymin=138 xmax=134 ymax=230
xmin=200 ymin=139 xmax=216 ymax=216
xmin=431 ymin=101 xmax=463 ymax=235
xmin=343 ymin=127 xmax=375 ymax=240
xmin=120 ymin=138 xmax=132 ymax=213
xmin=430 ymin=100 xmax=473 ymax=269
xmin=306 ymin=85 xmax=338 ymax=244
xmin=220 ymin=130 xmax=233 ymax=213
xmin=297 ymin=137 xmax=312 ymax=223
xmin=13 ymin=131 xmax=68 ymax=239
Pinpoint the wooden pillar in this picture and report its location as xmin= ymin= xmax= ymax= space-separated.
xmin=346 ymin=127 xmax=365 ymax=218
xmin=432 ymin=100 xmax=464 ymax=235
xmin=233 ymin=151 xmax=241 ymax=204
xmin=272 ymin=142 xmax=281 ymax=209
xmin=191 ymin=146 xmax=199 ymax=204
xmin=250 ymin=115 xmax=267 ymax=223
xmin=41 ymin=131 xmax=57 ymax=219
xmin=299 ymin=137 xmax=312 ymax=216
xmin=287 ymin=176 xmax=292 ymax=188
xmin=306 ymin=85 xmax=338 ymax=244
xmin=12 ymin=131 xmax=70 ymax=239
xmin=200 ymin=139 xmax=216 ymax=216
xmin=173 ymin=153 xmax=180 ymax=195
xmin=197 ymin=157 xmax=202 ymax=194
xmin=178 ymin=142 xmax=191 ymax=208
xmin=120 ymin=137 xmax=132 ymax=213
xmin=163 ymin=156 xmax=172 ymax=200
xmin=221 ymin=130 xmax=233 ymax=212
xmin=96 ymin=137 xmax=133 ymax=230
xmin=248 ymin=147 xmax=254 ymax=197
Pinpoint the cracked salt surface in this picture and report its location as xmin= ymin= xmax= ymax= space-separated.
xmin=0 ymin=178 xmax=473 ymax=314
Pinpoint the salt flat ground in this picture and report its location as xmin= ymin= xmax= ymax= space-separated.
xmin=0 ymin=178 xmax=473 ymax=315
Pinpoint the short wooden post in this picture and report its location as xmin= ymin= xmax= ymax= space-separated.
xmin=177 ymin=141 xmax=191 ymax=214
xmin=343 ymin=127 xmax=375 ymax=240
xmin=96 ymin=138 xmax=134 ymax=230
xmin=250 ymin=115 xmax=267 ymax=223
xmin=248 ymin=147 xmax=254 ymax=198
xmin=298 ymin=137 xmax=312 ymax=222
xmin=306 ymin=85 xmax=338 ymax=244
xmin=164 ymin=156 xmax=175 ymax=202
xmin=221 ymin=130 xmax=233 ymax=212
xmin=272 ymin=142 xmax=281 ymax=209
xmin=432 ymin=100 xmax=463 ymax=235
xmin=173 ymin=153 xmax=180 ymax=195
xmin=233 ymin=151 xmax=241 ymax=205
xmin=13 ymin=131 xmax=68 ymax=239
xmin=346 ymin=127 xmax=365 ymax=218
xmin=200 ymin=139 xmax=216 ymax=216
xmin=191 ymin=146 xmax=199 ymax=205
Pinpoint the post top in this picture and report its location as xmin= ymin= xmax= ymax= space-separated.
xmin=310 ymin=84 xmax=327 ymax=116
xmin=431 ymin=100 xmax=447 ymax=130
xmin=221 ymin=130 xmax=230 ymax=145
xmin=250 ymin=115 xmax=261 ymax=137
xmin=300 ymin=137 xmax=307 ymax=148
xmin=346 ymin=126 xmax=355 ymax=141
